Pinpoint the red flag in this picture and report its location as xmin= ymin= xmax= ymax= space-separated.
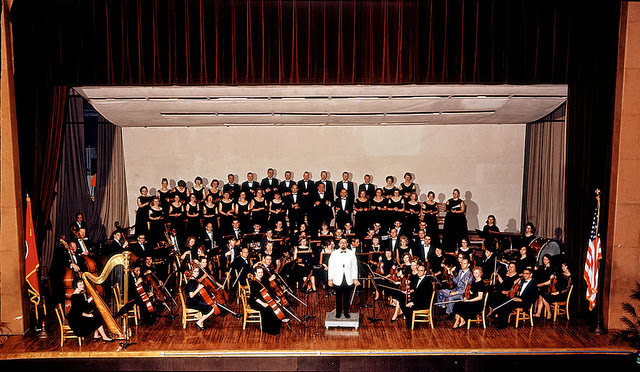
xmin=25 ymin=196 xmax=41 ymax=305
xmin=584 ymin=193 xmax=602 ymax=311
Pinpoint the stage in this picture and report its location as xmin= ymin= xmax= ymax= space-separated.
xmin=0 ymin=290 xmax=634 ymax=371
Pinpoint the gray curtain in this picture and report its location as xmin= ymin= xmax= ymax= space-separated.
xmin=522 ymin=103 xmax=567 ymax=241
xmin=42 ymin=92 xmax=129 ymax=269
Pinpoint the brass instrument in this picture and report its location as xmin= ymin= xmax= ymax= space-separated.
xmin=81 ymin=252 xmax=131 ymax=340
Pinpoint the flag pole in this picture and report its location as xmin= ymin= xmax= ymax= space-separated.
xmin=592 ymin=189 xmax=607 ymax=334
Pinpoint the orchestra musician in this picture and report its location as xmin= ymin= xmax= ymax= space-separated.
xmin=493 ymin=268 xmax=538 ymax=329
xmin=230 ymin=247 xmax=254 ymax=286
xmin=70 ymin=212 xmax=88 ymax=239
xmin=482 ymin=215 xmax=500 ymax=249
xmin=398 ymin=264 xmax=433 ymax=329
xmin=521 ymin=222 xmax=537 ymax=247
xmin=327 ymin=238 xmax=360 ymax=318
xmin=413 ymin=230 xmax=436 ymax=264
xmin=436 ymin=257 xmax=472 ymax=319
xmin=185 ymin=266 xmax=218 ymax=330
xmin=452 ymin=267 xmax=486 ymax=329
xmin=67 ymin=279 xmax=113 ymax=342
xmin=74 ymin=227 xmax=94 ymax=257
xmin=489 ymin=261 xmax=521 ymax=313
xmin=516 ymin=246 xmax=536 ymax=274
xmin=248 ymin=266 xmax=285 ymax=336
xmin=129 ymin=234 xmax=152 ymax=258
xmin=535 ymin=261 xmax=572 ymax=319
xmin=292 ymin=238 xmax=317 ymax=292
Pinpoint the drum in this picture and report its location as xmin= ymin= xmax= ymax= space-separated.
xmin=530 ymin=238 xmax=561 ymax=266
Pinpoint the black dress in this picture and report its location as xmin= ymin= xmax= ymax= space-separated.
xmin=202 ymin=203 xmax=218 ymax=230
xmin=369 ymin=198 xmax=387 ymax=228
xmin=251 ymin=198 xmax=269 ymax=229
xmin=67 ymin=293 xmax=102 ymax=337
xmin=174 ymin=187 xmax=189 ymax=203
xmin=387 ymin=197 xmax=405 ymax=228
xmin=269 ymin=200 xmax=287 ymax=228
xmin=405 ymin=201 xmax=421 ymax=235
xmin=219 ymin=200 xmax=236 ymax=233
xmin=382 ymin=186 xmax=396 ymax=198
xmin=157 ymin=189 xmax=172 ymax=210
xmin=135 ymin=195 xmax=153 ymax=236
xmin=249 ymin=278 xmax=283 ymax=335
xmin=421 ymin=202 xmax=440 ymax=241
xmin=185 ymin=278 xmax=214 ymax=314
xmin=191 ymin=186 xmax=205 ymax=202
xmin=148 ymin=206 xmax=165 ymax=246
xmin=443 ymin=198 xmax=468 ymax=252
xmin=399 ymin=182 xmax=416 ymax=197
xmin=185 ymin=202 xmax=202 ymax=236
xmin=453 ymin=280 xmax=486 ymax=320
xmin=541 ymin=274 xmax=572 ymax=303
xmin=237 ymin=201 xmax=251 ymax=230
xmin=353 ymin=199 xmax=370 ymax=236
xmin=168 ymin=203 xmax=185 ymax=233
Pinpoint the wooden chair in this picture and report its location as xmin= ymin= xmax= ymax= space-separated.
xmin=551 ymin=285 xmax=573 ymax=322
xmin=508 ymin=303 xmax=534 ymax=328
xmin=467 ymin=292 xmax=490 ymax=329
xmin=239 ymin=285 xmax=261 ymax=330
xmin=54 ymin=303 xmax=82 ymax=347
xmin=113 ymin=283 xmax=139 ymax=326
xmin=178 ymin=286 xmax=202 ymax=329
xmin=411 ymin=291 xmax=435 ymax=329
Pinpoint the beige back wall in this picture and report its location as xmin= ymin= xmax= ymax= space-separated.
xmin=122 ymin=124 xmax=525 ymax=233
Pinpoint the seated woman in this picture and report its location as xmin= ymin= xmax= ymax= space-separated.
xmin=396 ymin=236 xmax=413 ymax=263
xmin=490 ymin=262 xmax=521 ymax=312
xmin=249 ymin=266 xmax=284 ymax=336
xmin=516 ymin=246 xmax=536 ymax=274
xmin=534 ymin=254 xmax=555 ymax=295
xmin=67 ymin=279 xmax=113 ymax=342
xmin=390 ymin=258 xmax=419 ymax=322
xmin=452 ymin=267 xmax=486 ymax=329
xmin=185 ymin=266 xmax=218 ymax=330
xmin=535 ymin=261 xmax=572 ymax=319
xmin=292 ymin=237 xmax=318 ymax=292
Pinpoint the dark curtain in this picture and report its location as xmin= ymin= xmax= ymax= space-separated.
xmin=11 ymin=0 xmax=621 ymax=312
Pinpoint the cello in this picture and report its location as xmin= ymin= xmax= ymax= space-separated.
xmin=248 ymin=273 xmax=286 ymax=321
xmin=196 ymin=264 xmax=229 ymax=305
xmin=130 ymin=269 xmax=155 ymax=313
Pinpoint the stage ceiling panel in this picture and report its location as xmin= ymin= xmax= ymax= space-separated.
xmin=75 ymin=85 xmax=567 ymax=127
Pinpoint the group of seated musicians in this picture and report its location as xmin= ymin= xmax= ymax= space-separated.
xmin=58 ymin=177 xmax=572 ymax=339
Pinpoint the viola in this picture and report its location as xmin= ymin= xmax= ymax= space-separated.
xmin=131 ymin=270 xmax=155 ymax=313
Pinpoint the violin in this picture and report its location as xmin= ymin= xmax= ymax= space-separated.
xmin=248 ymin=273 xmax=286 ymax=320
xmin=508 ymin=279 xmax=521 ymax=298
xmin=549 ymin=275 xmax=558 ymax=294
xmin=463 ymin=281 xmax=472 ymax=299
xmin=131 ymin=269 xmax=155 ymax=313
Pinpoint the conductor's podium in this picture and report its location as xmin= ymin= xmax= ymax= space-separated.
xmin=325 ymin=310 xmax=360 ymax=329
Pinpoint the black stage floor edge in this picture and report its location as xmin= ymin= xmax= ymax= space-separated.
xmin=1 ymin=353 xmax=636 ymax=372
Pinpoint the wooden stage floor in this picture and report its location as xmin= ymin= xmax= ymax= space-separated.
xmin=0 ymin=290 xmax=634 ymax=371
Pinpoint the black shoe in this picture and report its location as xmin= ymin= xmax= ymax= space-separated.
xmin=344 ymin=313 xmax=351 ymax=319
xmin=102 ymin=338 xmax=114 ymax=343
xmin=335 ymin=313 xmax=342 ymax=319
xmin=390 ymin=318 xmax=397 ymax=323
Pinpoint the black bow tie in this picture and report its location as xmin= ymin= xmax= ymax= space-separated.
xmin=341 ymin=251 xmax=347 ymax=254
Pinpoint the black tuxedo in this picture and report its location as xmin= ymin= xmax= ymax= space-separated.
xmin=400 ymin=275 xmax=433 ymax=328
xmin=129 ymin=241 xmax=153 ymax=258
xmin=335 ymin=180 xmax=356 ymax=202
xmin=334 ymin=196 xmax=353 ymax=228
xmin=358 ymin=183 xmax=376 ymax=200
xmin=230 ymin=256 xmax=253 ymax=285
xmin=315 ymin=180 xmax=334 ymax=201
xmin=74 ymin=237 xmax=94 ymax=255
xmin=297 ymin=179 xmax=315 ymax=216
xmin=241 ymin=181 xmax=258 ymax=200
xmin=279 ymin=179 xmax=295 ymax=196
xmin=385 ymin=237 xmax=400 ymax=252
xmin=70 ymin=220 xmax=88 ymax=238
xmin=199 ymin=229 xmax=217 ymax=256
xmin=412 ymin=238 xmax=436 ymax=263
xmin=285 ymin=192 xmax=304 ymax=228
xmin=223 ymin=183 xmax=241 ymax=200
xmin=260 ymin=177 xmax=279 ymax=200
xmin=495 ymin=278 xmax=539 ymax=327
xmin=311 ymin=190 xmax=333 ymax=231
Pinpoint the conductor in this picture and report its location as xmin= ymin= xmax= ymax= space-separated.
xmin=328 ymin=238 xmax=360 ymax=318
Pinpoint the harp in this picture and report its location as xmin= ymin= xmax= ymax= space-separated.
xmin=81 ymin=252 xmax=132 ymax=340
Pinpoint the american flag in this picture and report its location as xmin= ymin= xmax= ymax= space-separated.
xmin=583 ymin=200 xmax=601 ymax=311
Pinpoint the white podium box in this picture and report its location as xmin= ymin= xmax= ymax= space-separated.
xmin=324 ymin=311 xmax=360 ymax=329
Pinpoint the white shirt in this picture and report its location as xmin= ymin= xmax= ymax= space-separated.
xmin=341 ymin=198 xmax=347 ymax=209
xmin=519 ymin=280 xmax=531 ymax=296
xmin=328 ymin=248 xmax=358 ymax=286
